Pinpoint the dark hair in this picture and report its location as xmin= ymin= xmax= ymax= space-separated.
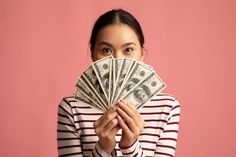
xmin=89 ymin=9 xmax=145 ymax=52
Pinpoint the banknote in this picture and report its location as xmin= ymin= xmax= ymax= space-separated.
xmin=92 ymin=56 xmax=112 ymax=104
xmin=75 ymin=79 xmax=105 ymax=111
xmin=81 ymin=67 xmax=108 ymax=109
xmin=75 ymin=55 xmax=166 ymax=111
xmin=114 ymin=58 xmax=123 ymax=84
xmin=113 ymin=60 xmax=153 ymax=104
xmin=122 ymin=71 xmax=166 ymax=109
xmin=79 ymin=76 xmax=107 ymax=110
xmin=137 ymin=60 xmax=153 ymax=69
xmin=109 ymin=58 xmax=122 ymax=107
xmin=75 ymin=88 xmax=104 ymax=111
xmin=111 ymin=58 xmax=134 ymax=104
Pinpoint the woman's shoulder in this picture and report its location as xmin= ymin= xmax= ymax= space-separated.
xmin=58 ymin=93 xmax=88 ymax=108
xmin=144 ymin=92 xmax=180 ymax=109
xmin=61 ymin=93 xmax=77 ymax=104
xmin=152 ymin=92 xmax=177 ymax=101
xmin=58 ymin=93 xmax=101 ymax=112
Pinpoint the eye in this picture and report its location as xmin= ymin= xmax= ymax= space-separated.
xmin=125 ymin=47 xmax=134 ymax=53
xmin=102 ymin=47 xmax=112 ymax=54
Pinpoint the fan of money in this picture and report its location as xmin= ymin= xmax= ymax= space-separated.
xmin=74 ymin=55 xmax=166 ymax=111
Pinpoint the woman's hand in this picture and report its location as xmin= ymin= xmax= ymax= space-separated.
xmin=116 ymin=100 xmax=144 ymax=148
xmin=93 ymin=105 xmax=120 ymax=153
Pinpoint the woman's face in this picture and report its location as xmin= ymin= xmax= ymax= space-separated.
xmin=92 ymin=24 xmax=145 ymax=62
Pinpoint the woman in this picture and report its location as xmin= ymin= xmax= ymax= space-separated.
xmin=57 ymin=9 xmax=181 ymax=157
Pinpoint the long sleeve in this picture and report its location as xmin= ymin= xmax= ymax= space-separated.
xmin=154 ymin=99 xmax=181 ymax=157
xmin=119 ymin=139 xmax=144 ymax=157
xmin=57 ymin=98 xmax=83 ymax=157
xmin=57 ymin=98 xmax=115 ymax=157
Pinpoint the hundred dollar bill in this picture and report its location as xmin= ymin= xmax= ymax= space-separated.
xmin=74 ymin=88 xmax=104 ymax=111
xmin=136 ymin=60 xmax=153 ymax=69
xmin=111 ymin=58 xmax=135 ymax=105
xmin=92 ymin=56 xmax=112 ymax=104
xmin=107 ymin=57 xmax=121 ymax=107
xmin=113 ymin=61 xmax=153 ymax=104
xmin=81 ymin=67 xmax=108 ymax=109
xmin=78 ymin=76 xmax=107 ymax=111
xmin=122 ymin=71 xmax=166 ymax=109
xmin=110 ymin=58 xmax=123 ymax=105
xmin=114 ymin=58 xmax=123 ymax=83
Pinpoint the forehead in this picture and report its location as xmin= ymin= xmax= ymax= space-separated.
xmin=95 ymin=24 xmax=140 ymax=45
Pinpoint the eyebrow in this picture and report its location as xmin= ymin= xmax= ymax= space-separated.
xmin=98 ymin=41 xmax=136 ymax=48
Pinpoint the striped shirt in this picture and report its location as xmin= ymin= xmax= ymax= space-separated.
xmin=57 ymin=93 xmax=181 ymax=157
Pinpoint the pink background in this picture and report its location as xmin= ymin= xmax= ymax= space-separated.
xmin=1 ymin=0 xmax=235 ymax=157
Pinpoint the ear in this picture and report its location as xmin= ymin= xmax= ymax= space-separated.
xmin=140 ymin=45 xmax=146 ymax=61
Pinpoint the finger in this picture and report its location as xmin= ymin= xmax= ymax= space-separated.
xmin=111 ymin=125 xmax=120 ymax=135
xmin=123 ymin=100 xmax=139 ymax=113
xmin=125 ymin=100 xmax=144 ymax=131
xmin=121 ymin=100 xmax=139 ymax=114
xmin=117 ymin=115 xmax=132 ymax=135
xmin=104 ymin=117 xmax=119 ymax=132
xmin=96 ymin=105 xmax=117 ymax=124
xmin=118 ymin=100 xmax=140 ymax=125
xmin=94 ymin=111 xmax=117 ymax=128
xmin=125 ymin=100 xmax=143 ymax=121
xmin=99 ymin=118 xmax=119 ymax=141
xmin=117 ymin=106 xmax=137 ymax=132
xmin=94 ymin=109 xmax=118 ymax=132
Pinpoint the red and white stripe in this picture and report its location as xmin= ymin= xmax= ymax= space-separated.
xmin=57 ymin=93 xmax=181 ymax=157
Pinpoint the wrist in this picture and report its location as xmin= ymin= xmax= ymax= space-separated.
xmin=95 ymin=142 xmax=114 ymax=157
xmin=119 ymin=138 xmax=137 ymax=149
xmin=98 ymin=140 xmax=113 ymax=153
xmin=119 ymin=139 xmax=140 ymax=155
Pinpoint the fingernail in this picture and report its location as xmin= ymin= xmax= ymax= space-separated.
xmin=116 ymin=106 xmax=122 ymax=112
xmin=117 ymin=101 xmax=123 ymax=106
xmin=117 ymin=115 xmax=122 ymax=120
xmin=118 ymin=103 xmax=123 ymax=108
